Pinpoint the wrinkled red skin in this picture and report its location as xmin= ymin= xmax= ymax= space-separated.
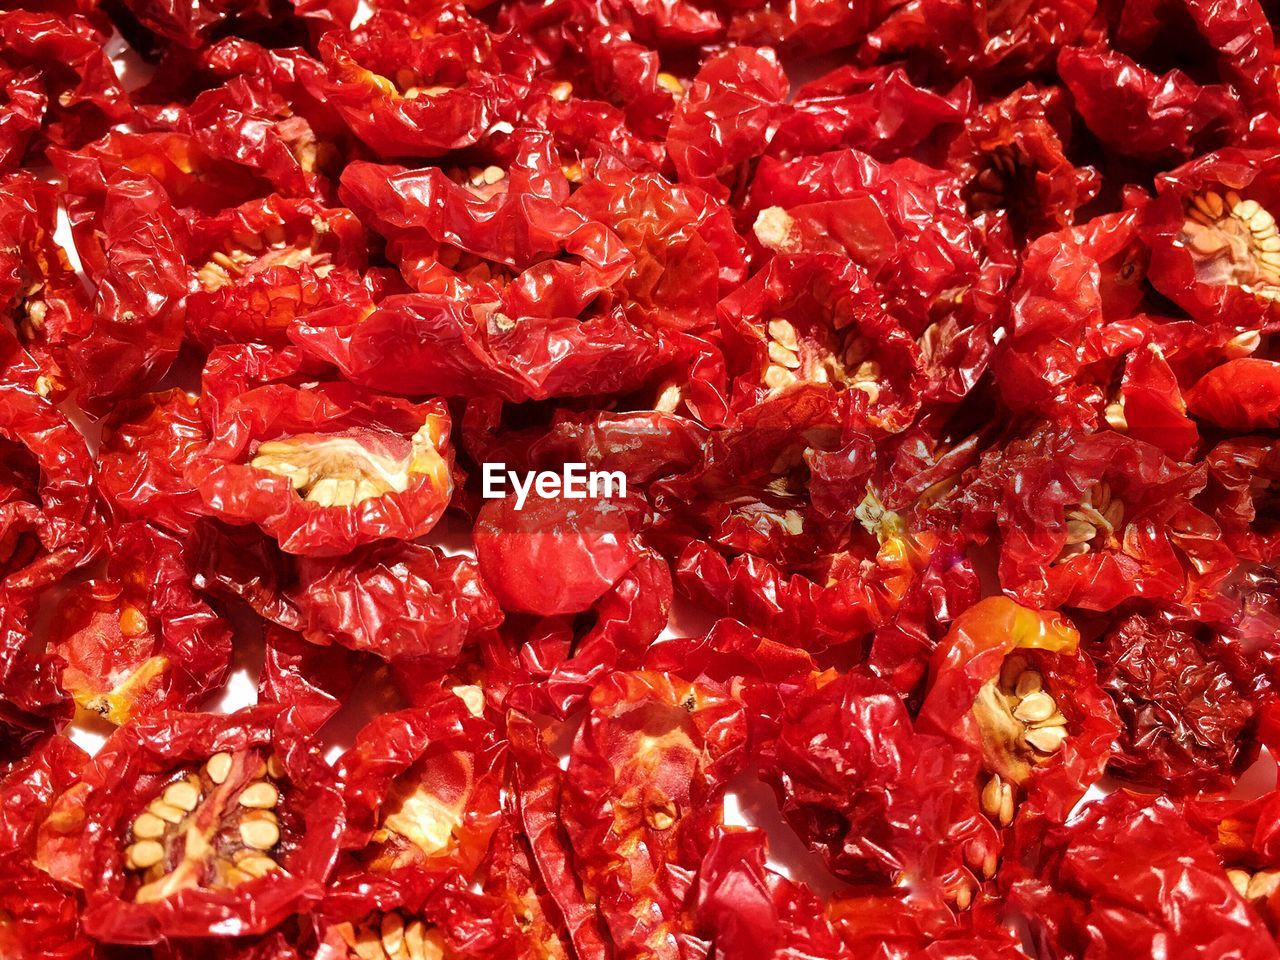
xmin=1141 ymin=148 xmax=1280 ymax=328
xmin=506 ymin=710 xmax=612 ymax=959
xmin=187 ymin=520 xmax=306 ymax=637
xmin=1090 ymin=609 xmax=1260 ymax=793
xmin=527 ymin=90 xmax=669 ymax=172
xmin=503 ymin=18 xmax=677 ymax=143
xmin=0 ymin=380 xmax=100 ymax=594
xmin=919 ymin=598 xmax=1119 ymax=825
xmin=948 ymin=84 xmax=1100 ymax=239
xmin=36 ymin=708 xmax=345 ymax=944
xmin=653 ymin=386 xmax=875 ymax=570
xmin=719 ymin=253 xmax=926 ymax=433
xmin=98 ymin=389 xmax=209 ymax=535
xmin=667 ymin=47 xmax=788 ymax=204
xmin=0 ymin=735 xmax=93 ymax=960
xmin=585 ymin=0 xmax=725 ymax=48
xmin=335 ymin=691 xmax=506 ymax=878
xmin=1202 ymin=436 xmax=1280 ymax=561
xmin=1188 ymin=358 xmax=1280 ymax=430
xmin=559 ymin=669 xmax=746 ymax=960
xmin=692 ymin=828 xmax=849 ymax=960
xmin=1006 ymin=791 xmax=1278 ymax=960
xmin=827 ymin=891 xmax=1028 ymax=959
xmin=335 ymin=140 xmax=631 ymax=305
xmin=197 ymin=41 xmax=355 ymax=159
xmin=293 ymin=542 xmax=503 ymax=661
xmin=335 ymin=132 xmax=581 ymax=270
xmin=196 ymin=343 xmax=335 ymax=435
xmin=49 ymin=521 xmax=233 ymax=725
xmin=1118 ymin=342 xmax=1201 ymax=460
xmin=0 ymin=172 xmax=88 ymax=392
xmin=0 ymin=589 xmax=73 ymax=766
xmin=936 ymin=427 xmax=1233 ymax=612
xmin=0 ymin=65 xmax=44 ymax=178
xmin=1097 ymin=0 xmax=1279 ymax=113
xmin=474 ymin=813 xmax=575 ymax=960
xmin=746 ymin=149 xmax=997 ymax=336
xmin=293 ymin=146 xmax=672 ymax=402
xmin=1058 ymin=45 xmax=1254 ymax=164
xmin=149 ymin=925 xmax=310 ymax=960
xmin=55 ymin=133 xmax=276 ymax=254
xmin=508 ymin=549 xmax=673 ymax=717
xmin=317 ymin=9 xmax=519 ymax=159
xmin=993 ymin=213 xmax=1149 ymax=422
xmin=180 ymin=74 xmax=338 ymax=204
xmin=674 ymin=524 xmax=935 ymax=658
xmin=567 ymin=157 xmax=748 ymax=333
xmin=765 ymin=668 xmax=992 ymax=903
xmin=0 ymin=9 xmax=131 ymax=157
xmin=257 ymin=624 xmax=361 ymax=735
xmin=62 ymin=174 xmax=189 ymax=407
xmin=498 ymin=407 xmax=711 ymax=502
xmin=772 ymin=66 xmax=972 ymax=164
xmin=868 ymin=535 xmax=983 ymax=702
xmin=185 ymin=195 xmax=370 ymax=348
xmin=318 ymin=860 xmax=541 ymax=960
xmin=189 ymin=381 xmax=454 ymax=557
xmin=474 ymin=493 xmax=643 ymax=616
xmin=723 ymin=0 xmax=869 ymax=53
xmin=862 ymin=0 xmax=1095 ymax=84
xmin=641 ymin=618 xmax=818 ymax=760
xmin=118 ymin=0 xmax=271 ymax=49
xmin=290 ymin=275 xmax=670 ymax=402
xmin=1183 ymin=787 xmax=1280 ymax=938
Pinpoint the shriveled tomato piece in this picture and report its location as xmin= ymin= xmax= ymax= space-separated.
xmin=190 ymin=381 xmax=453 ymax=556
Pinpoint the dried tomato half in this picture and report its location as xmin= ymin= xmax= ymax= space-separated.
xmin=766 ymin=667 xmax=993 ymax=910
xmin=185 ymin=195 xmax=370 ymax=348
xmin=292 ymin=542 xmax=503 ymax=662
xmin=558 ymin=669 xmax=747 ymax=957
xmin=1092 ymin=608 xmax=1260 ymax=794
xmin=473 ymin=493 xmax=643 ymax=616
xmin=919 ymin=597 xmax=1118 ymax=830
xmin=1007 ymin=791 xmax=1276 ymax=960
xmin=190 ymin=382 xmax=453 ymax=556
xmin=0 ymin=735 xmax=93 ymax=960
xmin=335 ymin=689 xmax=505 ymax=878
xmin=48 ymin=522 xmax=233 ymax=726
xmin=0 ymin=380 xmax=99 ymax=593
xmin=317 ymin=9 xmax=513 ymax=159
xmin=37 ymin=708 xmax=344 ymax=944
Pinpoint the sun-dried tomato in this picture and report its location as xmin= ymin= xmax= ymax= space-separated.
xmin=335 ymin=688 xmax=505 ymax=879
xmin=5 ymin=0 xmax=1280 ymax=949
xmin=0 ymin=171 xmax=88 ymax=394
xmin=559 ymin=669 xmax=747 ymax=958
xmin=0 ymin=735 xmax=93 ymax=959
xmin=919 ymin=598 xmax=1118 ymax=831
xmin=49 ymin=521 xmax=232 ymax=725
xmin=0 ymin=380 xmax=99 ymax=593
xmin=1006 ymin=790 xmax=1277 ymax=960
xmin=1090 ymin=608 xmax=1259 ymax=793
xmin=189 ymin=381 xmax=453 ymax=556
xmin=317 ymin=8 xmax=520 ymax=160
xmin=292 ymin=542 xmax=503 ymax=661
xmin=36 ymin=708 xmax=344 ymax=943
xmin=185 ymin=194 xmax=370 ymax=348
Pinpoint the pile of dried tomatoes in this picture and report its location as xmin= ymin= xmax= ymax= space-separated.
xmin=3 ymin=0 xmax=1280 ymax=956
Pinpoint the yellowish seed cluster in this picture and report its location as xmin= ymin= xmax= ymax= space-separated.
xmin=124 ymin=752 xmax=287 ymax=903
xmin=1181 ymin=189 xmax=1280 ymax=302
